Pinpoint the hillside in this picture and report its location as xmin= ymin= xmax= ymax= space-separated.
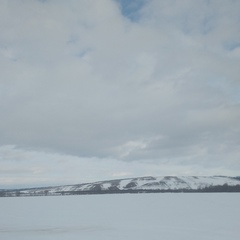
xmin=1 ymin=176 xmax=240 ymax=197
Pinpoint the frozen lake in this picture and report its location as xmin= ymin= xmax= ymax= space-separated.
xmin=0 ymin=193 xmax=239 ymax=240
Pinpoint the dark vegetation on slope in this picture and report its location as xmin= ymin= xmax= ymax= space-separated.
xmin=1 ymin=183 xmax=240 ymax=197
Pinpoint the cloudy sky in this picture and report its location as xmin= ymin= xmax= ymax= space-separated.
xmin=0 ymin=0 xmax=240 ymax=188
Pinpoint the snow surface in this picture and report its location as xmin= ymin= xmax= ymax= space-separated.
xmin=0 ymin=193 xmax=239 ymax=240
xmin=133 ymin=176 xmax=240 ymax=190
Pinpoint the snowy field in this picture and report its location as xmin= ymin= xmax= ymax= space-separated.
xmin=0 ymin=193 xmax=239 ymax=240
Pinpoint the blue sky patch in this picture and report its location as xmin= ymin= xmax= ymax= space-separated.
xmin=115 ymin=0 xmax=146 ymax=21
xmin=223 ymin=41 xmax=240 ymax=51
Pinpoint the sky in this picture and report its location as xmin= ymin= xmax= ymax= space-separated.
xmin=0 ymin=0 xmax=240 ymax=189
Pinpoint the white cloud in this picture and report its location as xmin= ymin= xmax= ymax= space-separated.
xmin=0 ymin=145 xmax=238 ymax=189
xmin=0 ymin=0 xmax=240 ymax=187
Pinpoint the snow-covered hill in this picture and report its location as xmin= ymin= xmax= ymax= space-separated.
xmin=1 ymin=176 xmax=240 ymax=197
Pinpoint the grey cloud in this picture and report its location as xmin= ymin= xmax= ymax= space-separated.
xmin=0 ymin=0 xmax=240 ymax=187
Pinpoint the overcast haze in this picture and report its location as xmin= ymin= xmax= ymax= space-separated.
xmin=0 ymin=0 xmax=240 ymax=188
